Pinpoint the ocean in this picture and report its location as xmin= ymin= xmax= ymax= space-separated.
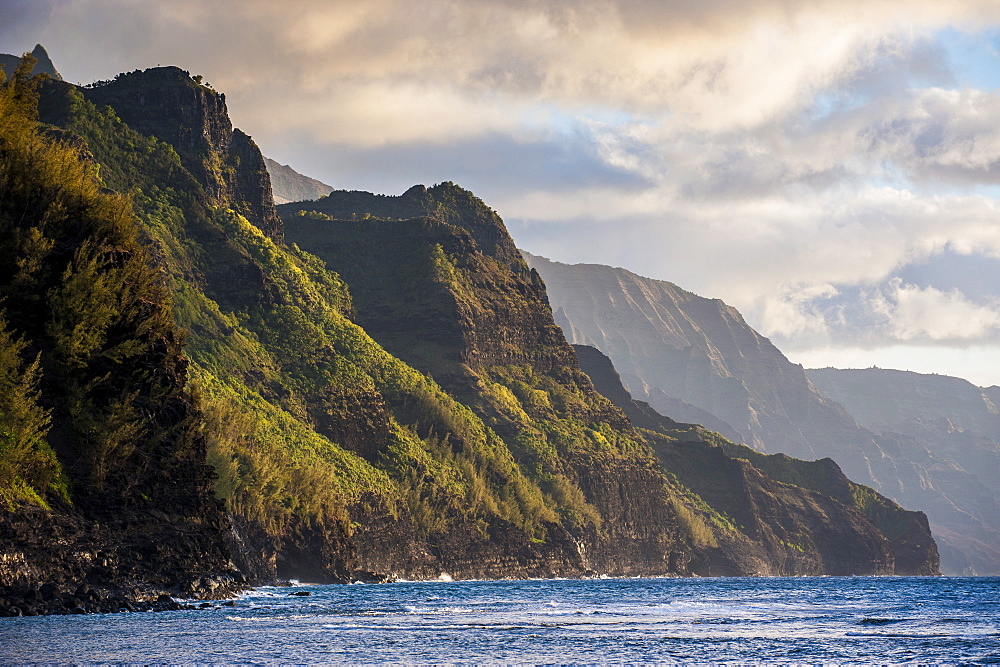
xmin=1 ymin=576 xmax=997 ymax=663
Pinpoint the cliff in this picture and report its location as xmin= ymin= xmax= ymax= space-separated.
xmin=280 ymin=185 xmax=690 ymax=576
xmin=525 ymin=252 xmax=987 ymax=574
xmin=808 ymin=368 xmax=1000 ymax=575
xmin=573 ymin=345 xmax=939 ymax=576
xmin=83 ymin=67 xmax=282 ymax=242
xmin=32 ymin=67 xmax=685 ymax=583
xmin=0 ymin=62 xmax=237 ymax=615
xmin=264 ymin=158 xmax=333 ymax=204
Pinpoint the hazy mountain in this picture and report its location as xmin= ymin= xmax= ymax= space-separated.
xmin=525 ymin=252 xmax=998 ymax=574
xmin=0 ymin=44 xmax=62 ymax=81
xmin=522 ymin=252 xmax=875 ymax=459
xmin=808 ymin=368 xmax=1000 ymax=435
xmin=573 ymin=344 xmax=938 ymax=576
xmin=808 ymin=367 xmax=1000 ymax=575
xmin=264 ymin=158 xmax=333 ymax=204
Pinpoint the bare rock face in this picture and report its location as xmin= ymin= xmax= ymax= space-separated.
xmin=84 ymin=67 xmax=282 ymax=241
xmin=263 ymin=158 xmax=333 ymax=204
xmin=808 ymin=368 xmax=1000 ymax=575
xmin=525 ymin=252 xmax=981 ymax=574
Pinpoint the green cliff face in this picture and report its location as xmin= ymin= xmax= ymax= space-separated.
xmin=572 ymin=344 xmax=940 ymax=576
xmin=280 ymin=185 xmax=691 ymax=575
xmin=0 ymin=58 xmax=233 ymax=601
xmin=35 ymin=69 xmax=593 ymax=582
xmin=0 ymin=56 xmax=939 ymax=603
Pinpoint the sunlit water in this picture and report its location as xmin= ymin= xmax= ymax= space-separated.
xmin=1 ymin=577 xmax=997 ymax=663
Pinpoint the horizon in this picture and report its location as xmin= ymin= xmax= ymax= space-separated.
xmin=5 ymin=0 xmax=1000 ymax=386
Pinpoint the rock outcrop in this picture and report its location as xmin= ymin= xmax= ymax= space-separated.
xmin=0 ymin=44 xmax=62 ymax=81
xmin=84 ymin=67 xmax=282 ymax=242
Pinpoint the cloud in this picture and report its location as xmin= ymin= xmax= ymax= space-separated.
xmin=877 ymin=278 xmax=1000 ymax=341
xmin=12 ymin=0 xmax=1000 ymax=382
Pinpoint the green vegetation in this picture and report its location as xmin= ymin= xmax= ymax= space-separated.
xmin=0 ymin=58 xmax=207 ymax=510
xmin=0 ymin=56 xmax=933 ymax=582
xmin=33 ymin=68 xmax=578 ymax=550
xmin=279 ymin=185 xmax=693 ymax=555
xmin=0 ymin=312 xmax=59 ymax=508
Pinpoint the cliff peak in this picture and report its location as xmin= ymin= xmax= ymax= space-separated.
xmin=82 ymin=66 xmax=282 ymax=241
xmin=0 ymin=43 xmax=63 ymax=81
xmin=278 ymin=182 xmax=520 ymax=266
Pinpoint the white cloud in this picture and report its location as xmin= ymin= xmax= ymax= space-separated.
xmin=880 ymin=278 xmax=1000 ymax=341
xmin=12 ymin=0 xmax=1000 ymax=382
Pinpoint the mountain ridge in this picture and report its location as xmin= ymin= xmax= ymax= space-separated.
xmin=0 ymin=55 xmax=941 ymax=617
xmin=525 ymin=251 xmax=996 ymax=574
xmin=264 ymin=158 xmax=333 ymax=204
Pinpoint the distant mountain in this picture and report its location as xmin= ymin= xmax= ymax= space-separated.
xmin=525 ymin=252 xmax=999 ymax=574
xmin=278 ymin=186 xmax=937 ymax=576
xmin=808 ymin=367 xmax=1000 ymax=575
xmin=0 ymin=44 xmax=62 ymax=81
xmin=263 ymin=158 xmax=333 ymax=204
xmin=522 ymin=252 xmax=875 ymax=459
xmin=808 ymin=368 xmax=1000 ymax=434
xmin=573 ymin=345 xmax=938 ymax=576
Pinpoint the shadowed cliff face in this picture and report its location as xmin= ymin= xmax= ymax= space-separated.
xmin=0 ymin=67 xmax=236 ymax=602
xmin=808 ymin=368 xmax=1000 ymax=575
xmin=573 ymin=344 xmax=940 ymax=576
xmin=526 ymin=252 xmax=982 ymax=575
xmin=83 ymin=67 xmax=282 ymax=242
xmin=281 ymin=185 xmax=693 ymax=577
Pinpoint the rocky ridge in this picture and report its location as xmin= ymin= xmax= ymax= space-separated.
xmin=264 ymin=157 xmax=334 ymax=204
xmin=573 ymin=344 xmax=939 ymax=576
xmin=524 ymin=252 xmax=993 ymax=574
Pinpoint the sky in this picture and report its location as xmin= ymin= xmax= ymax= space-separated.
xmin=5 ymin=0 xmax=1000 ymax=386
